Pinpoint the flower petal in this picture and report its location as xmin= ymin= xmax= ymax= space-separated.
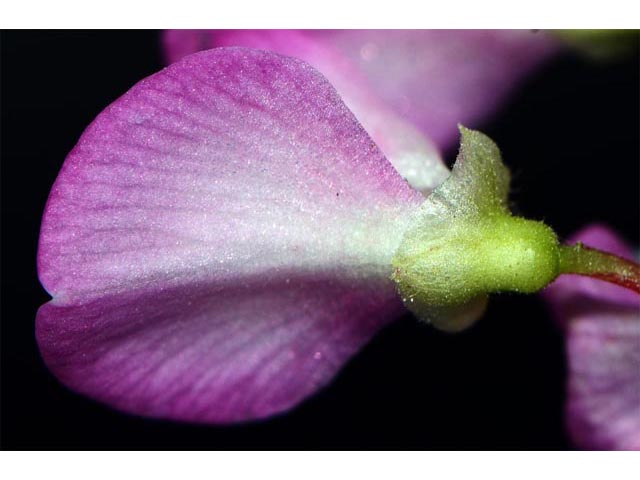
xmin=543 ymin=225 xmax=640 ymax=450
xmin=163 ymin=29 xmax=557 ymax=152
xmin=164 ymin=29 xmax=450 ymax=195
xmin=37 ymin=47 xmax=422 ymax=422
xmin=38 ymin=275 xmax=403 ymax=422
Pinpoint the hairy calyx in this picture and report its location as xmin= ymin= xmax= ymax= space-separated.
xmin=392 ymin=126 xmax=639 ymax=332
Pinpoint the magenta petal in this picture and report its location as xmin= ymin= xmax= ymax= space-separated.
xmin=544 ymin=225 xmax=640 ymax=450
xmin=38 ymin=276 xmax=403 ymax=422
xmin=37 ymin=47 xmax=423 ymax=422
xmin=163 ymin=29 xmax=558 ymax=152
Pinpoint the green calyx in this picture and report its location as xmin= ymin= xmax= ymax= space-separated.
xmin=393 ymin=216 xmax=559 ymax=304
xmin=392 ymin=126 xmax=561 ymax=332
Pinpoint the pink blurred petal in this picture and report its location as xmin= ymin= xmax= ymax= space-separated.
xmin=163 ymin=29 xmax=558 ymax=154
xmin=319 ymin=30 xmax=558 ymax=150
xmin=37 ymin=47 xmax=423 ymax=422
xmin=544 ymin=225 xmax=640 ymax=449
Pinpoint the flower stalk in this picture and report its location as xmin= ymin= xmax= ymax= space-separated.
xmin=558 ymin=242 xmax=640 ymax=293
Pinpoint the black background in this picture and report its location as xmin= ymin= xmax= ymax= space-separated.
xmin=1 ymin=31 xmax=638 ymax=450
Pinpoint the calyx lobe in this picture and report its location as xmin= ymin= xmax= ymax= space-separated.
xmin=392 ymin=126 xmax=560 ymax=332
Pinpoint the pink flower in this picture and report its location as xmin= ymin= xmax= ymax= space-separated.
xmin=37 ymin=31 xmax=638 ymax=443
xmin=543 ymin=225 xmax=640 ymax=450
xmin=38 ymin=31 xmax=561 ymax=423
